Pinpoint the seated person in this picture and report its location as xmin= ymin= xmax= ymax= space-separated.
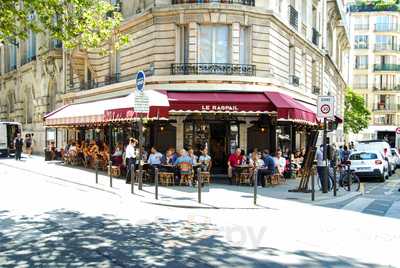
xmin=199 ymin=148 xmax=212 ymax=172
xmin=68 ymin=142 xmax=78 ymax=157
xmin=49 ymin=142 xmax=56 ymax=160
xmin=227 ymin=147 xmax=244 ymax=185
xmin=112 ymin=143 xmax=124 ymax=165
xmin=188 ymin=148 xmax=198 ymax=165
xmin=274 ymin=149 xmax=286 ymax=176
xmin=161 ymin=148 xmax=175 ymax=165
xmin=148 ymin=147 xmax=163 ymax=167
xmin=257 ymin=149 xmax=275 ymax=187
xmin=174 ymin=149 xmax=194 ymax=185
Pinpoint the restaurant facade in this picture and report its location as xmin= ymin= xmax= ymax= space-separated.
xmin=39 ymin=0 xmax=349 ymax=171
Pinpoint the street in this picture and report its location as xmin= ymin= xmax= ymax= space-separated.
xmin=0 ymin=156 xmax=400 ymax=267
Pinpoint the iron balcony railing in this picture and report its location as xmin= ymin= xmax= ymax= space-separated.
xmin=312 ymin=86 xmax=320 ymax=95
xmin=289 ymin=5 xmax=298 ymax=30
xmin=312 ymin=28 xmax=320 ymax=46
xmin=374 ymin=44 xmax=399 ymax=52
xmin=289 ymin=75 xmax=300 ymax=87
xmin=354 ymin=24 xmax=369 ymax=30
xmin=375 ymin=23 xmax=399 ymax=32
xmin=354 ymin=43 xmax=368 ymax=49
xmin=171 ymin=63 xmax=256 ymax=76
xmin=373 ymin=85 xmax=400 ymax=91
xmin=373 ymin=64 xmax=400 ymax=72
xmin=21 ymin=55 xmax=37 ymax=66
xmin=373 ymin=103 xmax=396 ymax=111
xmin=172 ymin=0 xmax=255 ymax=5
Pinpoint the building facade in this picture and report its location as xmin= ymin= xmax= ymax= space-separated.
xmin=1 ymin=0 xmax=349 ymax=156
xmin=348 ymin=1 xmax=400 ymax=147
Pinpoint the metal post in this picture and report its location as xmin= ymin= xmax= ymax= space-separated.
xmin=138 ymin=116 xmax=143 ymax=190
xmin=347 ymin=164 xmax=351 ymax=191
xmin=109 ymin=160 xmax=113 ymax=187
xmin=138 ymin=164 xmax=143 ymax=190
xmin=197 ymin=167 xmax=202 ymax=203
xmin=95 ymin=159 xmax=99 ymax=184
xmin=311 ymin=167 xmax=315 ymax=201
xmin=333 ymin=163 xmax=337 ymax=197
xmin=155 ymin=167 xmax=159 ymax=200
xmin=322 ymin=118 xmax=328 ymax=193
xmin=131 ymin=164 xmax=135 ymax=194
xmin=253 ymin=168 xmax=257 ymax=205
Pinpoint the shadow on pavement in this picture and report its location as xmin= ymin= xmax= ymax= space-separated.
xmin=0 ymin=209 xmax=380 ymax=268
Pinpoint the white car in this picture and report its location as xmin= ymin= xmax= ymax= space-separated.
xmin=356 ymin=140 xmax=396 ymax=176
xmin=391 ymin=148 xmax=400 ymax=168
xmin=349 ymin=150 xmax=389 ymax=182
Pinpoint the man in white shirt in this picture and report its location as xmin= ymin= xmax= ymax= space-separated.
xmin=274 ymin=149 xmax=286 ymax=175
xmin=316 ymin=145 xmax=328 ymax=191
xmin=125 ymin=138 xmax=138 ymax=183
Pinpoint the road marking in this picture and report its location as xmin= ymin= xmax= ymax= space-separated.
xmin=385 ymin=201 xmax=400 ymax=219
xmin=342 ymin=197 xmax=375 ymax=212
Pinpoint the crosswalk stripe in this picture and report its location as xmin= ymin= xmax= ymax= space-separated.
xmin=385 ymin=201 xmax=400 ymax=219
xmin=342 ymin=197 xmax=375 ymax=212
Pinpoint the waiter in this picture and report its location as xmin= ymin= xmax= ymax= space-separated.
xmin=125 ymin=138 xmax=138 ymax=183
xmin=14 ymin=133 xmax=23 ymax=161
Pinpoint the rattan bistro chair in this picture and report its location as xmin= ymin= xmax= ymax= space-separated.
xmin=179 ymin=162 xmax=193 ymax=186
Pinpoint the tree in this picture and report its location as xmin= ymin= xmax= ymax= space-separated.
xmin=344 ymin=87 xmax=371 ymax=134
xmin=0 ymin=0 xmax=127 ymax=51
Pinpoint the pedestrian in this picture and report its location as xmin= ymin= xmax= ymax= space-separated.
xmin=25 ymin=133 xmax=33 ymax=157
xmin=316 ymin=145 xmax=330 ymax=192
xmin=341 ymin=145 xmax=351 ymax=164
xmin=14 ymin=133 xmax=23 ymax=161
xmin=257 ymin=149 xmax=275 ymax=187
xmin=125 ymin=138 xmax=138 ymax=183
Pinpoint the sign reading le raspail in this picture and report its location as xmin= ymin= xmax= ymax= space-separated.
xmin=317 ymin=96 xmax=335 ymax=118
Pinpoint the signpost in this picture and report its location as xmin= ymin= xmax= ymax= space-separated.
xmin=135 ymin=71 xmax=149 ymax=191
xmin=317 ymin=96 xmax=336 ymax=194
xmin=396 ymin=127 xmax=400 ymax=135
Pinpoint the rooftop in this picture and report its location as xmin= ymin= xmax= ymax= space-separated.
xmin=348 ymin=1 xmax=400 ymax=12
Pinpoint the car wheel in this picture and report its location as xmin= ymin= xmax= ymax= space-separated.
xmin=379 ymin=174 xmax=386 ymax=182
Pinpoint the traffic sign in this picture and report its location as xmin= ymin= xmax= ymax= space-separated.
xmin=136 ymin=70 xmax=145 ymax=93
xmin=317 ymin=96 xmax=335 ymax=118
xmin=396 ymin=127 xmax=400 ymax=135
xmin=134 ymin=93 xmax=149 ymax=113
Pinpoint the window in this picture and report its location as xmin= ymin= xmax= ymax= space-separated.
xmin=289 ymin=45 xmax=295 ymax=76
xmin=354 ymin=16 xmax=369 ymax=30
xmin=375 ymin=35 xmax=397 ymax=50
xmin=115 ymin=50 xmax=120 ymax=74
xmin=350 ymin=153 xmax=378 ymax=160
xmin=239 ymin=27 xmax=249 ymax=64
xmin=27 ymin=14 xmax=36 ymax=60
xmin=301 ymin=0 xmax=307 ymax=24
xmin=375 ymin=55 xmax=396 ymax=65
xmin=376 ymin=15 xmax=397 ymax=31
xmin=353 ymin=74 xmax=368 ymax=88
xmin=374 ymin=74 xmax=396 ymax=90
xmin=354 ymin=55 xmax=368 ymax=69
xmin=199 ymin=25 xmax=230 ymax=63
xmin=179 ymin=25 xmax=189 ymax=63
xmin=354 ymin=35 xmax=368 ymax=49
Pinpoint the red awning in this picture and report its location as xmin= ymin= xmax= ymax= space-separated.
xmin=167 ymin=92 xmax=275 ymax=114
xmin=104 ymin=90 xmax=169 ymax=122
xmin=265 ymin=92 xmax=317 ymax=124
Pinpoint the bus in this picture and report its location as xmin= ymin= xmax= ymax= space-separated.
xmin=0 ymin=122 xmax=22 ymax=157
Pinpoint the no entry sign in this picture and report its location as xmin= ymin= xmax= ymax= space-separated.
xmin=317 ymin=96 xmax=335 ymax=118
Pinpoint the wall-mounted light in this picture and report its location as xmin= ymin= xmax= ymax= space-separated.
xmin=160 ymin=126 xmax=165 ymax=131
xmin=261 ymin=127 xmax=266 ymax=133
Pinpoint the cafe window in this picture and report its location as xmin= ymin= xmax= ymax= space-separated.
xmin=199 ymin=25 xmax=231 ymax=63
xmin=184 ymin=121 xmax=209 ymax=152
xmin=228 ymin=123 xmax=239 ymax=154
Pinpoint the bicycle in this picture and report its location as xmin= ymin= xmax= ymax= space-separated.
xmin=316 ymin=162 xmax=360 ymax=192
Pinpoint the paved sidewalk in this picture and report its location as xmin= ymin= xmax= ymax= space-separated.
xmin=0 ymin=155 xmax=361 ymax=209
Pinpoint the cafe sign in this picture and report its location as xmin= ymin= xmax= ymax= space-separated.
xmin=201 ymin=105 xmax=239 ymax=112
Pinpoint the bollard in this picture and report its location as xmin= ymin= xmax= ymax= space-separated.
xmin=138 ymin=163 xmax=143 ymax=190
xmin=347 ymin=165 xmax=351 ymax=191
xmin=253 ymin=169 xmax=257 ymax=205
xmin=311 ymin=170 xmax=315 ymax=201
xmin=360 ymin=182 xmax=365 ymax=195
xmin=155 ymin=167 xmax=159 ymax=200
xmin=131 ymin=164 xmax=135 ymax=194
xmin=333 ymin=165 xmax=337 ymax=197
xmin=109 ymin=160 xmax=113 ymax=187
xmin=197 ymin=167 xmax=202 ymax=203
xmin=95 ymin=160 xmax=99 ymax=184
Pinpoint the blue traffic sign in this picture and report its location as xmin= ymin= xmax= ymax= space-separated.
xmin=136 ymin=71 xmax=145 ymax=93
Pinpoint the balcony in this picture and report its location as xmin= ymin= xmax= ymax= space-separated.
xmin=312 ymin=28 xmax=320 ymax=46
xmin=373 ymin=103 xmax=396 ymax=112
xmin=21 ymin=55 xmax=37 ymax=66
xmin=375 ymin=23 xmax=399 ymax=32
xmin=312 ymin=86 xmax=320 ymax=95
xmin=354 ymin=44 xmax=368 ymax=49
xmin=349 ymin=3 xmax=400 ymax=12
xmin=171 ymin=63 xmax=256 ymax=76
xmin=289 ymin=5 xmax=298 ymax=30
xmin=289 ymin=75 xmax=300 ymax=87
xmin=374 ymin=44 xmax=399 ymax=52
xmin=354 ymin=24 xmax=369 ymax=30
xmin=171 ymin=0 xmax=255 ymax=6
xmin=373 ymin=85 xmax=400 ymax=91
xmin=353 ymin=84 xmax=368 ymax=90
xmin=373 ymin=64 xmax=400 ymax=72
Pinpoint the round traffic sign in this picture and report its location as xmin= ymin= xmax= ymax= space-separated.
xmin=396 ymin=127 xmax=400 ymax=135
xmin=320 ymin=104 xmax=331 ymax=114
xmin=136 ymin=71 xmax=145 ymax=93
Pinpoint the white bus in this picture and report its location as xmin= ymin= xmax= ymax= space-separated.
xmin=0 ymin=122 xmax=22 ymax=157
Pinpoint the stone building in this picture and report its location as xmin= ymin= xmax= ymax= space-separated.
xmin=1 ymin=0 xmax=349 ymax=157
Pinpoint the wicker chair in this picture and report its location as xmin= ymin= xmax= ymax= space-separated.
xmin=179 ymin=162 xmax=193 ymax=186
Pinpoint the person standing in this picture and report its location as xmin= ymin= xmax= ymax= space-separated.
xmin=125 ymin=138 xmax=138 ymax=183
xmin=316 ymin=145 xmax=330 ymax=192
xmin=25 ymin=134 xmax=33 ymax=157
xmin=14 ymin=133 xmax=23 ymax=161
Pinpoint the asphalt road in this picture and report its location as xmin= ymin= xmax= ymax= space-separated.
xmin=0 ymin=158 xmax=400 ymax=267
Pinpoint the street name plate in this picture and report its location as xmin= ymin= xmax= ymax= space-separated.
xmin=134 ymin=93 xmax=150 ymax=113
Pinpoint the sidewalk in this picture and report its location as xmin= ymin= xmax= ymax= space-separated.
xmin=0 ymin=155 xmax=361 ymax=209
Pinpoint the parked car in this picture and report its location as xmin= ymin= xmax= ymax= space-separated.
xmin=349 ymin=150 xmax=389 ymax=182
xmin=391 ymin=148 xmax=400 ymax=168
xmin=356 ymin=140 xmax=396 ymax=176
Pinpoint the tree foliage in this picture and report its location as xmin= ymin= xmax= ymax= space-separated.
xmin=0 ymin=0 xmax=127 ymax=51
xmin=344 ymin=87 xmax=371 ymax=134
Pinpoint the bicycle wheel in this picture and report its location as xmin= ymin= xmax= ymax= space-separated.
xmin=341 ymin=173 xmax=360 ymax=192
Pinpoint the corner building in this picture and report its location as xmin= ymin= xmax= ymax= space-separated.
xmin=1 ymin=0 xmax=349 ymax=163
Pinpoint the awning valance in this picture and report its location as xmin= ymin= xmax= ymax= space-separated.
xmin=44 ymin=90 xmax=169 ymax=126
